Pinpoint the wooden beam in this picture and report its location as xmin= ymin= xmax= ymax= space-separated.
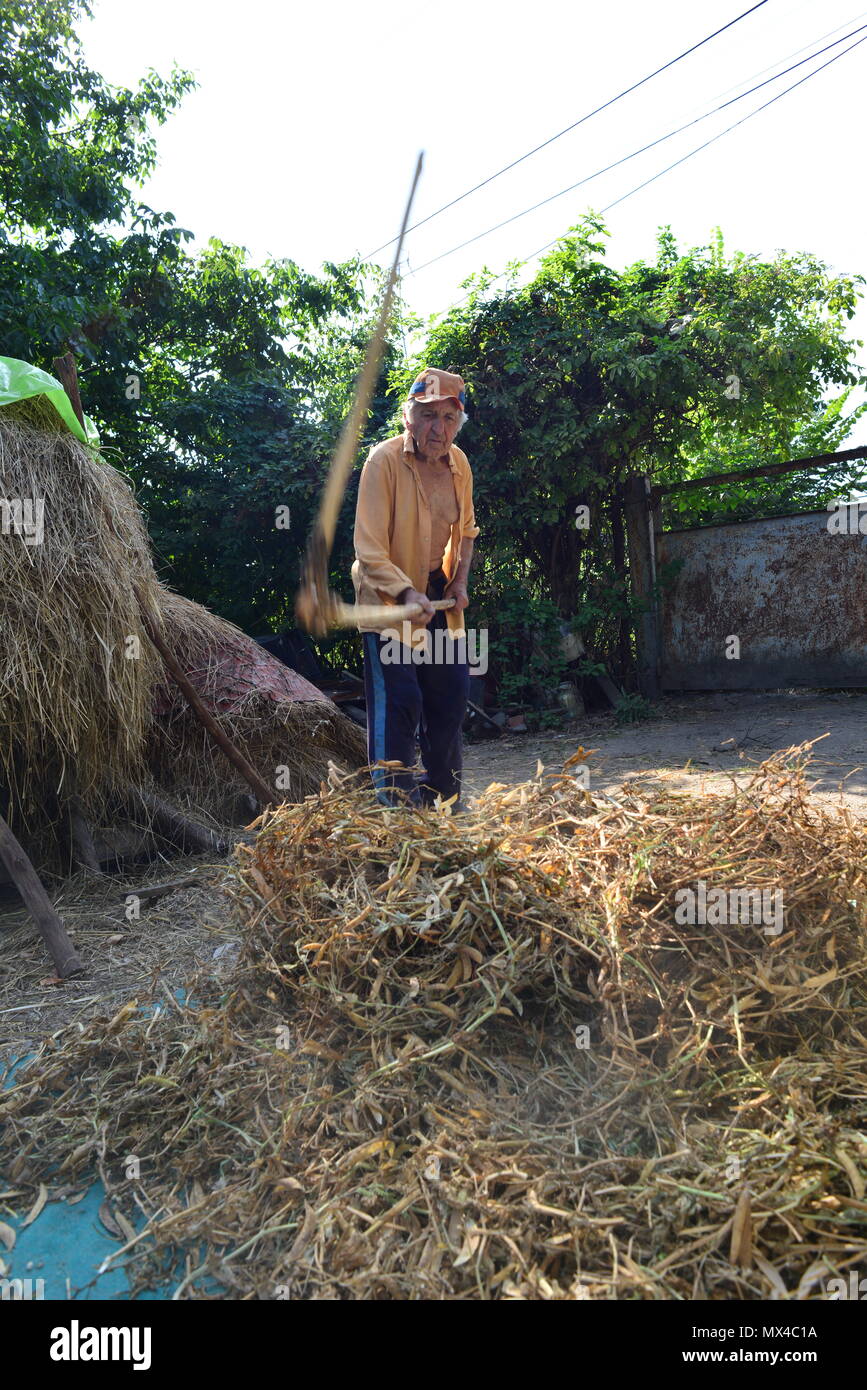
xmin=134 ymin=592 xmax=274 ymax=808
xmin=67 ymin=795 xmax=103 ymax=874
xmin=652 ymin=446 xmax=867 ymax=501
xmin=0 ymin=813 xmax=84 ymax=978
xmin=51 ymin=351 xmax=86 ymax=430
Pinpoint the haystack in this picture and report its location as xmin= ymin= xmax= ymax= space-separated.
xmin=0 ymin=398 xmax=163 ymax=844
xmin=0 ymin=392 xmax=365 ymax=874
xmin=147 ymin=589 xmax=366 ymax=816
xmin=2 ymin=748 xmax=865 ymax=1299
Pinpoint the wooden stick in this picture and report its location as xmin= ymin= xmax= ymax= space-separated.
xmin=123 ymin=873 xmax=204 ymax=903
xmin=134 ymin=595 xmax=274 ymax=808
xmin=67 ymin=795 xmax=103 ymax=874
xmin=51 ymin=352 xmax=86 ymax=434
xmin=0 ymin=813 xmax=84 ymax=978
xmin=314 ymin=154 xmax=423 ymax=558
xmin=129 ymin=787 xmax=228 ymax=856
xmin=331 ymin=596 xmax=456 ymax=628
xmin=467 ymin=700 xmax=502 ymax=735
xmin=651 ymin=445 xmax=867 ymax=499
xmin=296 ymin=154 xmax=424 ymax=635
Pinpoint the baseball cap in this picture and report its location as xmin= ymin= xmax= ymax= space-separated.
xmin=407 ymin=367 xmax=466 ymax=409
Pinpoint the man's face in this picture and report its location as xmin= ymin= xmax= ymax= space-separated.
xmin=408 ymin=399 xmax=461 ymax=459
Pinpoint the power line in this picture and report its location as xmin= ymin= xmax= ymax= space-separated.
xmin=448 ymin=29 xmax=867 ymax=309
xmin=408 ymin=19 xmax=867 ymax=277
xmin=363 ymin=0 xmax=771 ymax=260
xmin=702 ymin=3 xmax=867 ymax=104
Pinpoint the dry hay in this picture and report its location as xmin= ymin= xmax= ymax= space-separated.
xmin=1 ymin=745 xmax=866 ymax=1300
xmin=0 ymin=397 xmax=365 ymax=867
xmin=146 ymin=589 xmax=367 ymax=816
xmin=0 ymin=398 xmax=163 ymax=830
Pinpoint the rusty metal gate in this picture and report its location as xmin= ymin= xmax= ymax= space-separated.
xmin=624 ymin=450 xmax=867 ymax=695
xmin=656 ymin=509 xmax=867 ymax=689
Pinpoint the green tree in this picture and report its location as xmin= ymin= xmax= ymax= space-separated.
xmin=0 ymin=1 xmax=404 ymax=640
xmin=412 ymin=215 xmax=866 ymax=681
xmin=97 ymin=242 xmax=399 ymax=633
xmin=0 ymin=0 xmax=195 ymax=358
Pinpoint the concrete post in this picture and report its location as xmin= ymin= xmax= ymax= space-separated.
xmin=624 ymin=474 xmax=661 ymax=699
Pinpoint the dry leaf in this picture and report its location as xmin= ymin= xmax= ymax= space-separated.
xmin=340 ymin=1137 xmax=393 ymax=1170
xmin=454 ymin=1222 xmax=484 ymax=1267
xmin=299 ymin=1040 xmax=342 ymax=1062
xmin=795 ymin=1260 xmax=834 ymax=1300
xmin=802 ymin=966 xmax=838 ymax=990
xmin=98 ymin=1200 xmax=125 ymax=1240
xmin=115 ymin=1210 xmax=137 ymax=1243
xmin=20 ymin=1183 xmax=48 ymax=1229
xmin=754 ymin=1252 xmax=788 ymax=1299
xmin=835 ymin=1147 xmax=865 ymax=1200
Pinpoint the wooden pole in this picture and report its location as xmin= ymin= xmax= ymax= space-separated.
xmin=68 ymin=794 xmax=103 ymax=873
xmin=624 ymin=474 xmax=661 ymax=700
xmin=0 ymin=814 xmax=84 ymax=978
xmin=651 ymin=445 xmax=867 ymax=500
xmin=134 ymin=592 xmax=274 ymax=808
xmin=129 ymin=787 xmax=228 ymax=856
xmin=610 ymin=484 xmax=631 ymax=679
xmin=51 ymin=351 xmax=86 ymax=432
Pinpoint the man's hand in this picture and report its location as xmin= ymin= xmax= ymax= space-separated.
xmin=399 ymin=587 xmax=435 ymax=625
xmin=443 ymin=580 xmax=469 ymax=614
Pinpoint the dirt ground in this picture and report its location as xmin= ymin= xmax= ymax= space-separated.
xmin=465 ymin=688 xmax=867 ymax=813
xmin=2 ymin=689 xmax=865 ymax=1068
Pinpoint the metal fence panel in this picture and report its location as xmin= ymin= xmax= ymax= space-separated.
xmin=657 ymin=509 xmax=867 ymax=689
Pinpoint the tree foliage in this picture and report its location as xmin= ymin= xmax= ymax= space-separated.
xmin=0 ymin=1 xmax=401 ymax=638
xmin=412 ymin=216 xmax=866 ymax=677
xmin=3 ymin=6 xmax=866 ymax=700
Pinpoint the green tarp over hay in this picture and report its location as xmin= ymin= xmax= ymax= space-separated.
xmin=0 ymin=356 xmax=100 ymax=447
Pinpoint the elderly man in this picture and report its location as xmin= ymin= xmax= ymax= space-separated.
xmin=352 ymin=367 xmax=478 ymax=808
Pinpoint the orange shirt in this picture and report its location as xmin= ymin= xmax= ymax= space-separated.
xmin=352 ymin=429 xmax=479 ymax=635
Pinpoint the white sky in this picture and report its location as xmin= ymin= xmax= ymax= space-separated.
xmin=81 ymin=0 xmax=867 ymax=443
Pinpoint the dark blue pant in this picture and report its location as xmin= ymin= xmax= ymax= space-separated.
xmin=363 ymin=576 xmax=470 ymax=806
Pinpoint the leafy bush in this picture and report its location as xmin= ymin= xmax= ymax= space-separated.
xmin=614 ymin=693 xmax=657 ymax=726
xmin=472 ymin=577 xmax=567 ymax=711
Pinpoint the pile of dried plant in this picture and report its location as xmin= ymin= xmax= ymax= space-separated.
xmin=1 ymin=746 xmax=866 ymax=1299
xmin=0 ymin=397 xmax=364 ymax=871
xmin=146 ymin=589 xmax=366 ymax=818
xmin=0 ymin=398 xmax=163 ymax=833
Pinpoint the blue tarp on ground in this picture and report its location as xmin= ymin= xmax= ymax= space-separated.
xmin=2 ymin=992 xmax=200 ymax=1301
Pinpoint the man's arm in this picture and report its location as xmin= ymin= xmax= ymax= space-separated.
xmin=444 ymin=536 xmax=474 ymax=613
xmin=444 ymin=455 xmax=478 ymax=613
xmin=452 ymin=535 xmax=474 ymax=586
